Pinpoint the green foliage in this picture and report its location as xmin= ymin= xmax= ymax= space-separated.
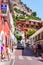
xmin=27 ymin=29 xmax=36 ymax=37
xmin=15 ymin=34 xmax=22 ymax=40
xmin=13 ymin=20 xmax=16 ymax=26
xmin=2 ymin=11 xmax=6 ymax=14
xmin=14 ymin=8 xmax=26 ymax=15
xmin=14 ymin=30 xmax=22 ymax=40
xmin=14 ymin=8 xmax=22 ymax=14
xmin=12 ymin=15 xmax=16 ymax=26
xmin=16 ymin=16 xmax=20 ymax=21
xmin=26 ymin=15 xmax=41 ymax=20
xmin=19 ymin=15 xmax=25 ymax=19
xmin=32 ymin=12 xmax=37 ymax=17
xmin=12 ymin=15 xmax=15 ymax=19
xmin=14 ymin=8 xmax=41 ymax=21
xmin=15 ymin=15 xmax=25 ymax=20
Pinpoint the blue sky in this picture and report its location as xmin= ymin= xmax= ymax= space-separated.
xmin=21 ymin=0 xmax=43 ymax=20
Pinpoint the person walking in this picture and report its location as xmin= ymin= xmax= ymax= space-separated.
xmin=37 ymin=43 xmax=42 ymax=56
xmin=4 ymin=35 xmax=10 ymax=61
xmin=33 ymin=44 xmax=37 ymax=55
xmin=0 ymin=31 xmax=4 ymax=61
xmin=4 ymin=43 xmax=10 ymax=60
xmin=0 ymin=41 xmax=5 ymax=61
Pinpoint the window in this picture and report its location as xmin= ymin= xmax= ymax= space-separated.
xmin=29 ymin=21 xmax=31 ymax=23
xmin=34 ymin=22 xmax=36 ymax=24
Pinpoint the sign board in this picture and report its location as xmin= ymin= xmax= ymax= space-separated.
xmin=1 ymin=4 xmax=7 ymax=10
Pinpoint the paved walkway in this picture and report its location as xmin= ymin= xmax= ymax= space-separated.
xmin=14 ymin=47 xmax=43 ymax=65
xmin=0 ymin=49 xmax=15 ymax=65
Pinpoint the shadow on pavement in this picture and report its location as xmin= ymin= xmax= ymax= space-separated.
xmin=22 ymin=47 xmax=35 ymax=57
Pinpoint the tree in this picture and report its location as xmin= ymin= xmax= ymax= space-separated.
xmin=15 ymin=34 xmax=22 ymax=40
xmin=20 ymin=1 xmax=23 ymax=4
xmin=27 ymin=29 xmax=36 ymax=37
xmin=32 ymin=12 xmax=37 ymax=17
xmin=19 ymin=15 xmax=25 ymax=19
xmin=14 ymin=33 xmax=22 ymax=41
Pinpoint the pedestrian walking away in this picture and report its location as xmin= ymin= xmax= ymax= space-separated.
xmin=37 ymin=43 xmax=42 ymax=56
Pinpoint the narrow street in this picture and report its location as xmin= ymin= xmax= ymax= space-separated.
xmin=13 ymin=47 xmax=43 ymax=65
xmin=0 ymin=0 xmax=43 ymax=65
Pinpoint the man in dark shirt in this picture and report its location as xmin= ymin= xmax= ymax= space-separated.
xmin=37 ymin=43 xmax=42 ymax=56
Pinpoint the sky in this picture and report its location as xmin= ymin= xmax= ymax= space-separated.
xmin=21 ymin=0 xmax=43 ymax=20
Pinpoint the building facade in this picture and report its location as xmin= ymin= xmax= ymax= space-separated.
xmin=29 ymin=27 xmax=43 ymax=45
xmin=16 ymin=19 xmax=43 ymax=33
xmin=0 ymin=0 xmax=10 ymax=46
